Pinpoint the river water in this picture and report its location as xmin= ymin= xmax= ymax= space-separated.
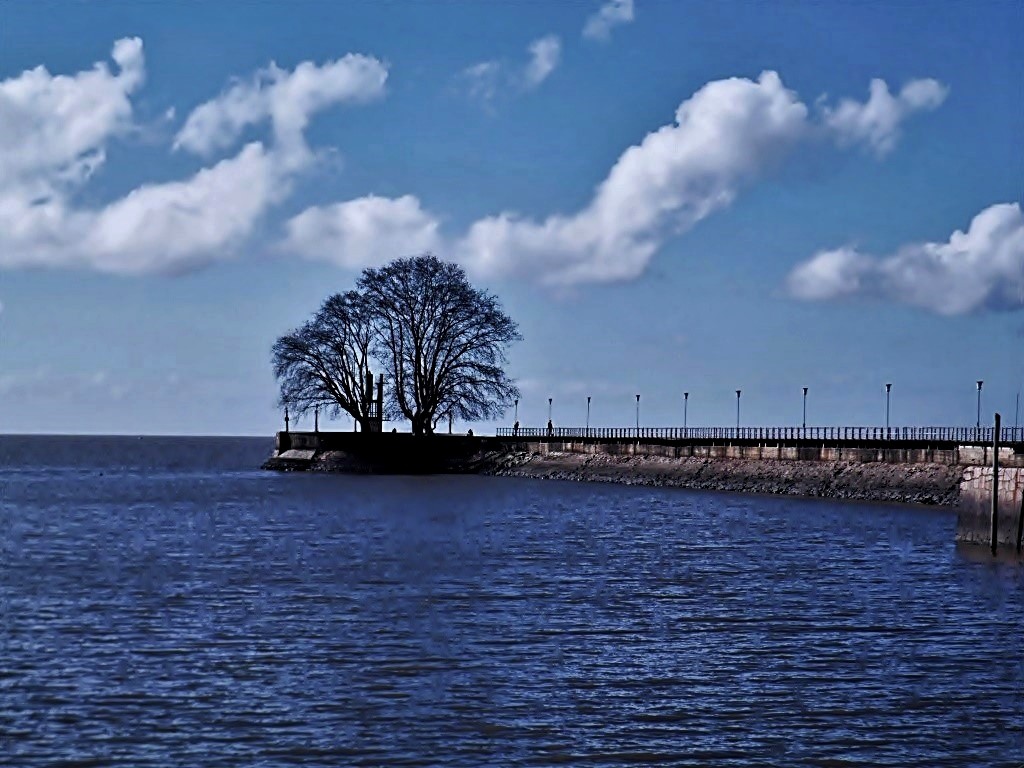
xmin=2 ymin=436 xmax=1021 ymax=766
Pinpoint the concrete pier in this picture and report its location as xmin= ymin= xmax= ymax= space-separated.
xmin=264 ymin=430 xmax=1024 ymax=547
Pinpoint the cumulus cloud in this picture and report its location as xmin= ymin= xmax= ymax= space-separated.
xmin=822 ymin=78 xmax=948 ymax=156
xmin=284 ymin=70 xmax=950 ymax=286
xmin=458 ymin=72 xmax=809 ymax=284
xmin=0 ymin=42 xmax=386 ymax=275
xmin=281 ymin=195 xmax=442 ymax=269
xmin=285 ymin=71 xmax=812 ymax=284
xmin=787 ymin=203 xmax=1024 ymax=315
xmin=0 ymin=141 xmax=285 ymax=274
xmin=173 ymin=54 xmax=388 ymax=158
xmin=523 ymin=35 xmax=561 ymax=89
xmin=0 ymin=36 xmax=143 ymax=194
xmin=459 ymin=35 xmax=561 ymax=106
xmin=583 ymin=0 xmax=635 ymax=41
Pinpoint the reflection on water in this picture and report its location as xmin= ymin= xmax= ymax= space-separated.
xmin=2 ymin=436 xmax=1022 ymax=766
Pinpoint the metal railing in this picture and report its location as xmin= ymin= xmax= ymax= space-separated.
xmin=495 ymin=426 xmax=1024 ymax=443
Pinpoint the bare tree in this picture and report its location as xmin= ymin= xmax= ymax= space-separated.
xmin=271 ymin=291 xmax=376 ymax=430
xmin=358 ymin=254 xmax=520 ymax=435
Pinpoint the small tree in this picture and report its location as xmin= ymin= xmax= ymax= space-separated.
xmin=359 ymin=255 xmax=520 ymax=435
xmin=271 ymin=255 xmax=521 ymax=435
xmin=272 ymin=291 xmax=376 ymax=430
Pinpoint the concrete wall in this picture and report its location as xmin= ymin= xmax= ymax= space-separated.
xmin=502 ymin=438 xmax=1023 ymax=467
xmin=956 ymin=465 xmax=1024 ymax=549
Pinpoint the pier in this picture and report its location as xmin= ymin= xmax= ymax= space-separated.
xmin=267 ymin=424 xmax=1024 ymax=553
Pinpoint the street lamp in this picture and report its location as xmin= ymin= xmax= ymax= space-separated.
xmin=736 ymin=390 xmax=741 ymax=430
xmin=514 ymin=398 xmax=518 ymax=423
xmin=684 ymin=392 xmax=689 ymax=430
xmin=885 ymin=383 xmax=892 ymax=429
xmin=548 ymin=397 xmax=553 ymax=423
xmin=635 ymin=394 xmax=640 ymax=437
xmin=586 ymin=396 xmax=591 ymax=435
xmin=314 ymin=405 xmax=319 ymax=433
xmin=1016 ymin=391 xmax=1020 ymax=440
xmin=802 ymin=387 xmax=808 ymax=429
xmin=976 ymin=380 xmax=983 ymax=429
xmin=284 ymin=405 xmax=290 ymax=434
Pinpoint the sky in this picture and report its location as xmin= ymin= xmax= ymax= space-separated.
xmin=0 ymin=0 xmax=1022 ymax=435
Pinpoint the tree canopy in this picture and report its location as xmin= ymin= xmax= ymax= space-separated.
xmin=272 ymin=255 xmax=521 ymax=435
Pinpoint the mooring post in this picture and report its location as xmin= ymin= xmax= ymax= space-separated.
xmin=990 ymin=412 xmax=1000 ymax=555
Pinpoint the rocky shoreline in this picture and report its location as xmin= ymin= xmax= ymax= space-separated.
xmin=475 ymin=450 xmax=964 ymax=506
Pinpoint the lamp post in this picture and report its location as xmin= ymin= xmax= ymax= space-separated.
xmin=736 ymin=390 xmax=741 ymax=430
xmin=802 ymin=387 xmax=808 ymax=429
xmin=314 ymin=405 xmax=319 ymax=433
xmin=514 ymin=398 xmax=518 ymax=423
xmin=885 ymin=383 xmax=892 ymax=429
xmin=284 ymin=405 xmax=290 ymax=434
xmin=976 ymin=380 xmax=983 ymax=430
xmin=586 ymin=396 xmax=591 ymax=435
xmin=684 ymin=392 xmax=689 ymax=431
xmin=635 ymin=394 xmax=640 ymax=438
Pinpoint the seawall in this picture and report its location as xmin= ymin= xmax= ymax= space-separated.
xmin=480 ymin=450 xmax=964 ymax=505
xmin=264 ymin=431 xmax=1024 ymax=549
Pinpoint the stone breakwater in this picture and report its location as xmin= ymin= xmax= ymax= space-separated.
xmin=476 ymin=450 xmax=964 ymax=506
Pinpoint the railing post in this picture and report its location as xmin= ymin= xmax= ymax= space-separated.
xmin=991 ymin=413 xmax=1000 ymax=555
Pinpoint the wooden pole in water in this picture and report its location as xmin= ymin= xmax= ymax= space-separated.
xmin=991 ymin=412 xmax=1000 ymax=555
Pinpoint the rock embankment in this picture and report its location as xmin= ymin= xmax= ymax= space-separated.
xmin=477 ymin=451 xmax=963 ymax=505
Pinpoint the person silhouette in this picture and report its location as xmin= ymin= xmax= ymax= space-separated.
xmin=547 ymin=419 xmax=553 ymax=437
xmin=513 ymin=420 xmax=520 ymax=436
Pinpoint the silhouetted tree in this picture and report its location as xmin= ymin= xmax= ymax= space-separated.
xmin=272 ymin=291 xmax=376 ymax=430
xmin=272 ymin=255 xmax=520 ymax=435
xmin=358 ymin=255 xmax=521 ymax=435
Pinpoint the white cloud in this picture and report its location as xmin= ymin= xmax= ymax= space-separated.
xmin=459 ymin=61 xmax=502 ymax=105
xmin=83 ymin=143 xmax=283 ymax=274
xmin=281 ymin=195 xmax=442 ymax=269
xmin=0 ymin=36 xmax=143 ymax=193
xmin=285 ymin=71 xmax=811 ymax=284
xmin=0 ymin=141 xmax=284 ymax=274
xmin=523 ymin=35 xmax=561 ymax=89
xmin=583 ymin=0 xmax=635 ymax=41
xmin=787 ymin=203 xmax=1024 ymax=315
xmin=0 ymin=42 xmax=386 ymax=275
xmin=459 ymin=71 xmax=809 ymax=284
xmin=786 ymin=246 xmax=874 ymax=302
xmin=285 ymin=70 xmax=950 ymax=287
xmin=173 ymin=54 xmax=388 ymax=159
xmin=459 ymin=35 xmax=561 ymax=106
xmin=822 ymin=78 xmax=948 ymax=156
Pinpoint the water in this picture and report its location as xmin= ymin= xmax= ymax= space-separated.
xmin=2 ymin=436 xmax=1022 ymax=766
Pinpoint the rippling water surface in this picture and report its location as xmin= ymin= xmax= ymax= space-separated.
xmin=2 ymin=435 xmax=1022 ymax=766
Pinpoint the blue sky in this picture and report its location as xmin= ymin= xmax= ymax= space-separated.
xmin=1 ymin=0 xmax=1022 ymax=435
